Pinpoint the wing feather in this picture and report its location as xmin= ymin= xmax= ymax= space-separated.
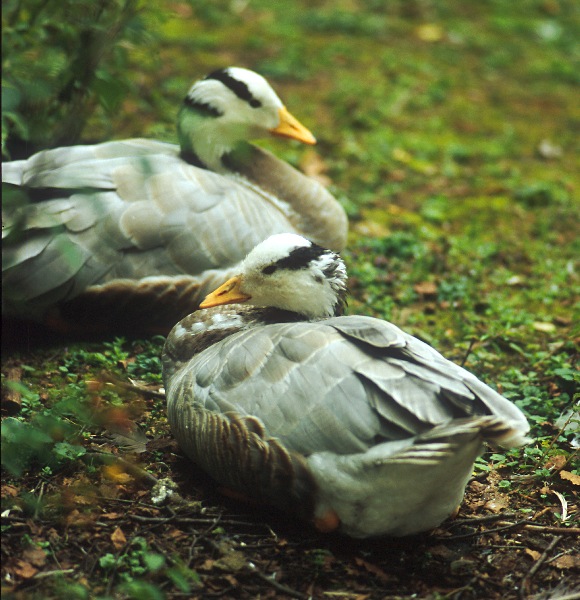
xmin=165 ymin=318 xmax=530 ymax=460
xmin=2 ymin=141 xmax=298 ymax=317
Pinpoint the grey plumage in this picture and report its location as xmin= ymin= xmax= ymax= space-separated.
xmin=165 ymin=313 xmax=529 ymax=459
xmin=3 ymin=69 xmax=347 ymax=334
xmin=162 ymin=234 xmax=530 ymax=537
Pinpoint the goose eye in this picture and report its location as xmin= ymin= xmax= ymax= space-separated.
xmin=249 ymin=98 xmax=262 ymax=108
xmin=262 ymin=265 xmax=277 ymax=275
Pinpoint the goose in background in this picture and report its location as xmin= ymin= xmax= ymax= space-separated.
xmin=2 ymin=67 xmax=347 ymax=335
xmin=162 ymin=233 xmax=530 ymax=538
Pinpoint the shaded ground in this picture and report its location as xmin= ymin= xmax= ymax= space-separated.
xmin=1 ymin=335 xmax=578 ymax=599
xmin=2 ymin=1 xmax=579 ymax=599
xmin=1 ymin=393 xmax=579 ymax=600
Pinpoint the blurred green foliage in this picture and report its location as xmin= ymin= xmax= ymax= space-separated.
xmin=1 ymin=386 xmax=90 ymax=476
xmin=2 ymin=0 xmax=150 ymax=156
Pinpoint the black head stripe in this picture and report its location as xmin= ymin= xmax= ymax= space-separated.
xmin=205 ymin=68 xmax=263 ymax=108
xmin=179 ymin=149 xmax=208 ymax=169
xmin=182 ymin=95 xmax=223 ymax=117
xmin=275 ymin=243 xmax=328 ymax=271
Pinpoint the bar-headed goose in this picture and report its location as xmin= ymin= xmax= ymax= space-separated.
xmin=163 ymin=233 xmax=530 ymax=538
xmin=2 ymin=68 xmax=347 ymax=335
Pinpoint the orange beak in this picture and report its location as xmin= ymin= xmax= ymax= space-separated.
xmin=199 ymin=276 xmax=251 ymax=309
xmin=270 ymin=106 xmax=316 ymax=145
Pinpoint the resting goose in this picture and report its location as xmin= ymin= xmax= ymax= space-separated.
xmin=163 ymin=233 xmax=531 ymax=538
xmin=2 ymin=67 xmax=347 ymax=335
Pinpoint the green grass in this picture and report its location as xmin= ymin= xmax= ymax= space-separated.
xmin=2 ymin=1 xmax=579 ymax=598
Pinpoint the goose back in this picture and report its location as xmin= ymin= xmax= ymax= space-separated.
xmin=163 ymin=309 xmax=530 ymax=535
xmin=164 ymin=312 xmax=529 ymax=457
xmin=3 ymin=141 xmax=346 ymax=333
xmin=161 ymin=233 xmax=530 ymax=536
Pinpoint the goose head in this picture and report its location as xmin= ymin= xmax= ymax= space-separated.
xmin=178 ymin=67 xmax=316 ymax=172
xmin=199 ymin=233 xmax=348 ymax=319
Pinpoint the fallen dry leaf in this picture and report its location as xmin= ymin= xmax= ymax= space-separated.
xmin=551 ymin=554 xmax=580 ymax=570
xmin=99 ymin=482 xmax=122 ymax=499
xmin=222 ymin=574 xmax=239 ymax=587
xmin=213 ymin=551 xmax=247 ymax=572
xmin=22 ymin=546 xmax=47 ymax=568
xmin=414 ymin=281 xmax=438 ymax=296
xmin=545 ymin=455 xmax=567 ymax=470
xmin=47 ymin=528 xmax=60 ymax=543
xmin=100 ymin=512 xmax=121 ymax=520
xmin=111 ymin=526 xmax=127 ymax=549
xmin=71 ymin=493 xmax=95 ymax=507
xmin=65 ymin=509 xmax=97 ymax=528
xmin=13 ymin=560 xmax=38 ymax=579
xmin=85 ymin=380 xmax=104 ymax=392
xmin=525 ymin=549 xmax=542 ymax=561
xmin=354 ymin=557 xmax=392 ymax=583
xmin=537 ymin=139 xmax=563 ymax=160
xmin=200 ymin=558 xmax=215 ymax=571
xmin=1 ymin=485 xmax=19 ymax=498
xmin=484 ymin=497 xmax=510 ymax=513
xmin=533 ymin=321 xmax=556 ymax=333
xmin=560 ymin=470 xmax=580 ymax=486
xmin=102 ymin=463 xmax=134 ymax=484
xmin=415 ymin=23 xmax=444 ymax=42
xmin=429 ymin=545 xmax=457 ymax=560
xmin=101 ymin=407 xmax=134 ymax=432
xmin=353 ymin=220 xmax=391 ymax=238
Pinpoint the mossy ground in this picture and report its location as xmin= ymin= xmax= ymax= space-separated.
xmin=1 ymin=1 xmax=578 ymax=599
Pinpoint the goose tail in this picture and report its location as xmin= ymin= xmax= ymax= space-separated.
xmin=418 ymin=415 xmax=532 ymax=449
xmin=478 ymin=415 xmax=532 ymax=448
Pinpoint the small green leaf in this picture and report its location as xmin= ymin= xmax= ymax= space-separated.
xmin=143 ymin=552 xmax=165 ymax=572
xmin=117 ymin=581 xmax=164 ymax=600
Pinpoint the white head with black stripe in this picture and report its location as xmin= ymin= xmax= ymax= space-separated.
xmin=179 ymin=67 xmax=316 ymax=170
xmin=200 ymin=233 xmax=348 ymax=319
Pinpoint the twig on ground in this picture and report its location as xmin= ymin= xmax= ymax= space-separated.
xmin=32 ymin=569 xmax=75 ymax=579
xmin=519 ymin=535 xmax=564 ymax=599
xmin=460 ymin=338 xmax=477 ymax=367
xmin=101 ymin=374 xmax=166 ymax=399
xmin=130 ymin=513 xmax=268 ymax=529
xmin=130 ymin=514 xmax=173 ymax=524
xmin=437 ymin=516 xmax=580 ymax=540
xmin=445 ymin=512 xmax=517 ymax=526
xmin=505 ymin=523 xmax=580 ymax=535
xmin=0 ymin=515 xmax=28 ymax=523
xmin=97 ymin=496 xmax=162 ymax=509
xmin=249 ymin=565 xmax=309 ymax=600
xmin=34 ymin=481 xmax=46 ymax=520
xmin=437 ymin=521 xmax=529 ymax=540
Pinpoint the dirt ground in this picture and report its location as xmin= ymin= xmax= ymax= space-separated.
xmin=1 ymin=368 xmax=578 ymax=600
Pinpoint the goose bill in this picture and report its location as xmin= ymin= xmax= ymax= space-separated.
xmin=199 ymin=276 xmax=251 ymax=308
xmin=270 ymin=107 xmax=316 ymax=145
